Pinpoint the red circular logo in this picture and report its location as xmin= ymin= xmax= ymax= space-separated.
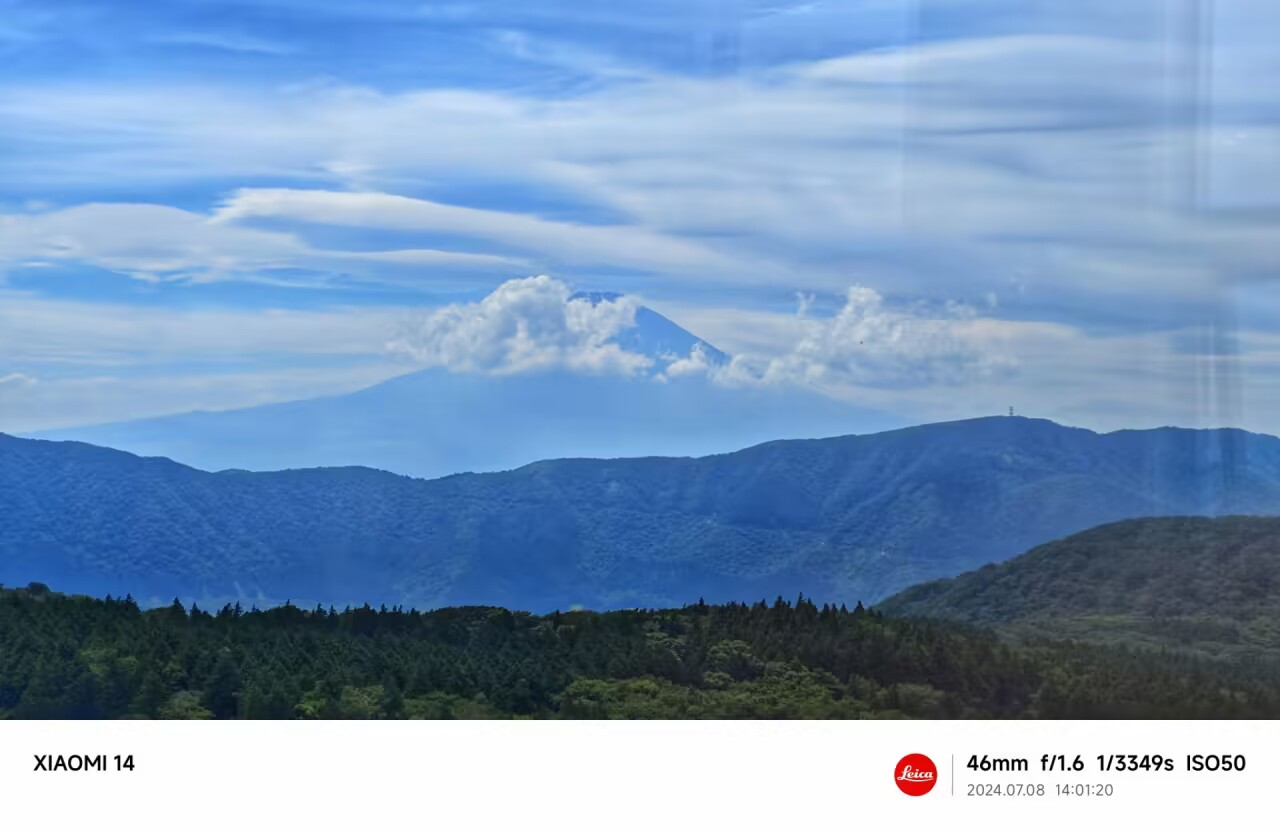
xmin=894 ymin=753 xmax=938 ymax=796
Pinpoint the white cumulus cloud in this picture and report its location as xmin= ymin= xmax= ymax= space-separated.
xmin=396 ymin=278 xmax=1015 ymax=387
xmin=388 ymin=275 xmax=653 ymax=376
xmin=676 ymin=286 xmax=1013 ymax=389
xmin=660 ymin=342 xmax=718 ymax=380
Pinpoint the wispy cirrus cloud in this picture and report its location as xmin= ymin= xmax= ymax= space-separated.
xmin=0 ymin=372 xmax=37 ymax=387
xmin=0 ymin=291 xmax=402 ymax=367
xmin=213 ymin=188 xmax=738 ymax=277
xmin=2 ymin=29 xmax=1271 ymax=307
xmin=0 ymin=202 xmax=524 ymax=284
xmin=149 ymin=31 xmax=297 ymax=55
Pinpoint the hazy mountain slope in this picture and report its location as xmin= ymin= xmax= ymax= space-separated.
xmin=31 ymin=369 xmax=889 ymax=480
xmin=879 ymin=516 xmax=1280 ymax=659
xmin=29 ymin=298 xmax=890 ymax=478
xmin=4 ymin=417 xmax=1280 ymax=611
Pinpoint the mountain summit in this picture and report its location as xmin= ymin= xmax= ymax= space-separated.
xmin=569 ymin=291 xmax=730 ymax=368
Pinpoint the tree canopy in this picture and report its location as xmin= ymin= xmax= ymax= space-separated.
xmin=2 ymin=584 xmax=1275 ymax=720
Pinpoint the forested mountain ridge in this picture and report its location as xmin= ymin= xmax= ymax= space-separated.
xmin=3 ymin=585 xmax=1276 ymax=720
xmin=3 ymin=417 xmax=1280 ymax=611
xmin=879 ymin=516 xmax=1280 ymax=660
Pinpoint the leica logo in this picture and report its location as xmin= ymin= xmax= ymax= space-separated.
xmin=897 ymin=766 xmax=935 ymax=781
xmin=894 ymin=754 xmax=939 ymax=796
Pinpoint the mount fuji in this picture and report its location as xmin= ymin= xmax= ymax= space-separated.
xmin=32 ymin=293 xmax=896 ymax=479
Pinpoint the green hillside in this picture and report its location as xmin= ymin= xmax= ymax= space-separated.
xmin=879 ymin=516 xmax=1280 ymax=660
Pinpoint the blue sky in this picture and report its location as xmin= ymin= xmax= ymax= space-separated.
xmin=1 ymin=0 xmax=1278 ymax=435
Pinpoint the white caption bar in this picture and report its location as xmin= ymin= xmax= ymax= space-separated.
xmin=1 ymin=719 xmax=1270 ymax=829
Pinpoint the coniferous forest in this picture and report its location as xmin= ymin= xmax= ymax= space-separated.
xmin=3 ymin=583 xmax=1278 ymax=720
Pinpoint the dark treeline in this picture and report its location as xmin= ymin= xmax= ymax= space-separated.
xmin=2 ymin=583 xmax=1277 ymax=719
